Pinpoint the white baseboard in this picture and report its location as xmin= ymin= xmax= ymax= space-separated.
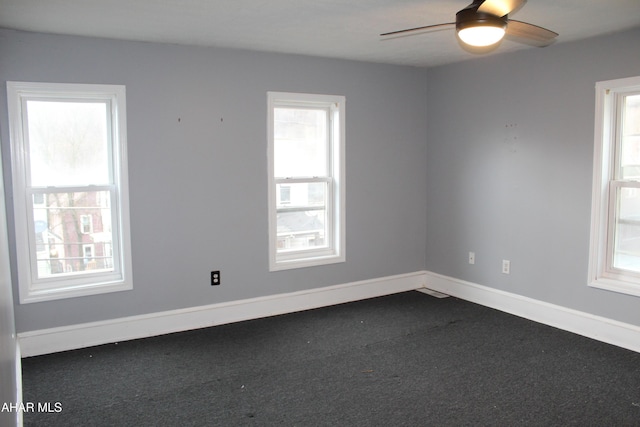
xmin=18 ymin=270 xmax=640 ymax=357
xmin=423 ymin=271 xmax=640 ymax=354
xmin=18 ymin=271 xmax=426 ymax=357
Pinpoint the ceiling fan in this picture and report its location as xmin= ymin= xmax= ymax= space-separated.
xmin=380 ymin=0 xmax=558 ymax=49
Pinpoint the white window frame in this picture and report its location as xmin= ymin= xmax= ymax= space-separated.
xmin=7 ymin=81 xmax=133 ymax=303
xmin=267 ymin=92 xmax=346 ymax=271
xmin=589 ymin=76 xmax=640 ymax=297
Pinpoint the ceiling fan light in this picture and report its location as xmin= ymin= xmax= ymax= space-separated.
xmin=457 ymin=25 xmax=506 ymax=46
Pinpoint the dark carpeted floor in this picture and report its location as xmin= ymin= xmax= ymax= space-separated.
xmin=21 ymin=291 xmax=640 ymax=426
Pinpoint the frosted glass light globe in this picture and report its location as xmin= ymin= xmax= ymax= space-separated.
xmin=458 ymin=26 xmax=506 ymax=47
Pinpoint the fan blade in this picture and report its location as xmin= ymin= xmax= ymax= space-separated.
xmin=380 ymin=23 xmax=454 ymax=38
xmin=478 ymin=0 xmax=526 ymax=17
xmin=506 ymin=20 xmax=558 ymax=45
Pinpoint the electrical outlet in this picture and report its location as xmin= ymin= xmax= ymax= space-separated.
xmin=502 ymin=260 xmax=510 ymax=274
xmin=211 ymin=270 xmax=221 ymax=286
xmin=468 ymin=252 xmax=475 ymax=265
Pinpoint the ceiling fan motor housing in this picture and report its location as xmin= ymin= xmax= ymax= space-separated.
xmin=456 ymin=6 xmax=508 ymax=32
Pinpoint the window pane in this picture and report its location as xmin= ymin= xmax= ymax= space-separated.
xmin=32 ymin=190 xmax=114 ymax=278
xmin=621 ymin=94 xmax=640 ymax=180
xmin=623 ymin=94 xmax=640 ymax=136
xmin=276 ymin=182 xmax=327 ymax=252
xmin=276 ymin=210 xmax=327 ymax=252
xmin=26 ymin=100 xmax=110 ymax=186
xmin=274 ymin=107 xmax=327 ymax=177
xmin=276 ymin=182 xmax=326 ymax=209
xmin=613 ymin=187 xmax=640 ymax=272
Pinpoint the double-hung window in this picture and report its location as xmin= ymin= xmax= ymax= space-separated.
xmin=7 ymin=82 xmax=132 ymax=303
xmin=267 ymin=92 xmax=345 ymax=271
xmin=589 ymin=76 xmax=640 ymax=296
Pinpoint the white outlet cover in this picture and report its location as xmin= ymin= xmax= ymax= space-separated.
xmin=502 ymin=260 xmax=510 ymax=274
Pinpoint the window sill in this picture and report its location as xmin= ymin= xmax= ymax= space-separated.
xmin=269 ymin=254 xmax=345 ymax=272
xmin=589 ymin=277 xmax=640 ymax=298
xmin=20 ymin=280 xmax=132 ymax=304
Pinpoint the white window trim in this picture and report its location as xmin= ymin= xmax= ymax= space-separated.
xmin=7 ymin=81 xmax=133 ymax=303
xmin=267 ymin=91 xmax=346 ymax=271
xmin=589 ymin=75 xmax=640 ymax=297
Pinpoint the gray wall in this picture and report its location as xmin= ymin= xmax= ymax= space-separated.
xmin=0 ymin=29 xmax=428 ymax=332
xmin=425 ymin=27 xmax=640 ymax=326
xmin=3 ymin=25 xmax=639 ymax=336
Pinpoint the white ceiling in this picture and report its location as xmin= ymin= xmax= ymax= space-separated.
xmin=1 ymin=0 xmax=639 ymax=68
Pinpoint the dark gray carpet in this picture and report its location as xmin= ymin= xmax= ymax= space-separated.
xmin=21 ymin=291 xmax=640 ymax=426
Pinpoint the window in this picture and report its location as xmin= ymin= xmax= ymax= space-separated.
xmin=279 ymin=185 xmax=291 ymax=205
xmin=7 ymin=82 xmax=132 ymax=303
xmin=589 ymin=76 xmax=640 ymax=296
xmin=80 ymin=215 xmax=93 ymax=234
xmin=82 ymin=244 xmax=95 ymax=266
xmin=267 ymin=92 xmax=345 ymax=271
